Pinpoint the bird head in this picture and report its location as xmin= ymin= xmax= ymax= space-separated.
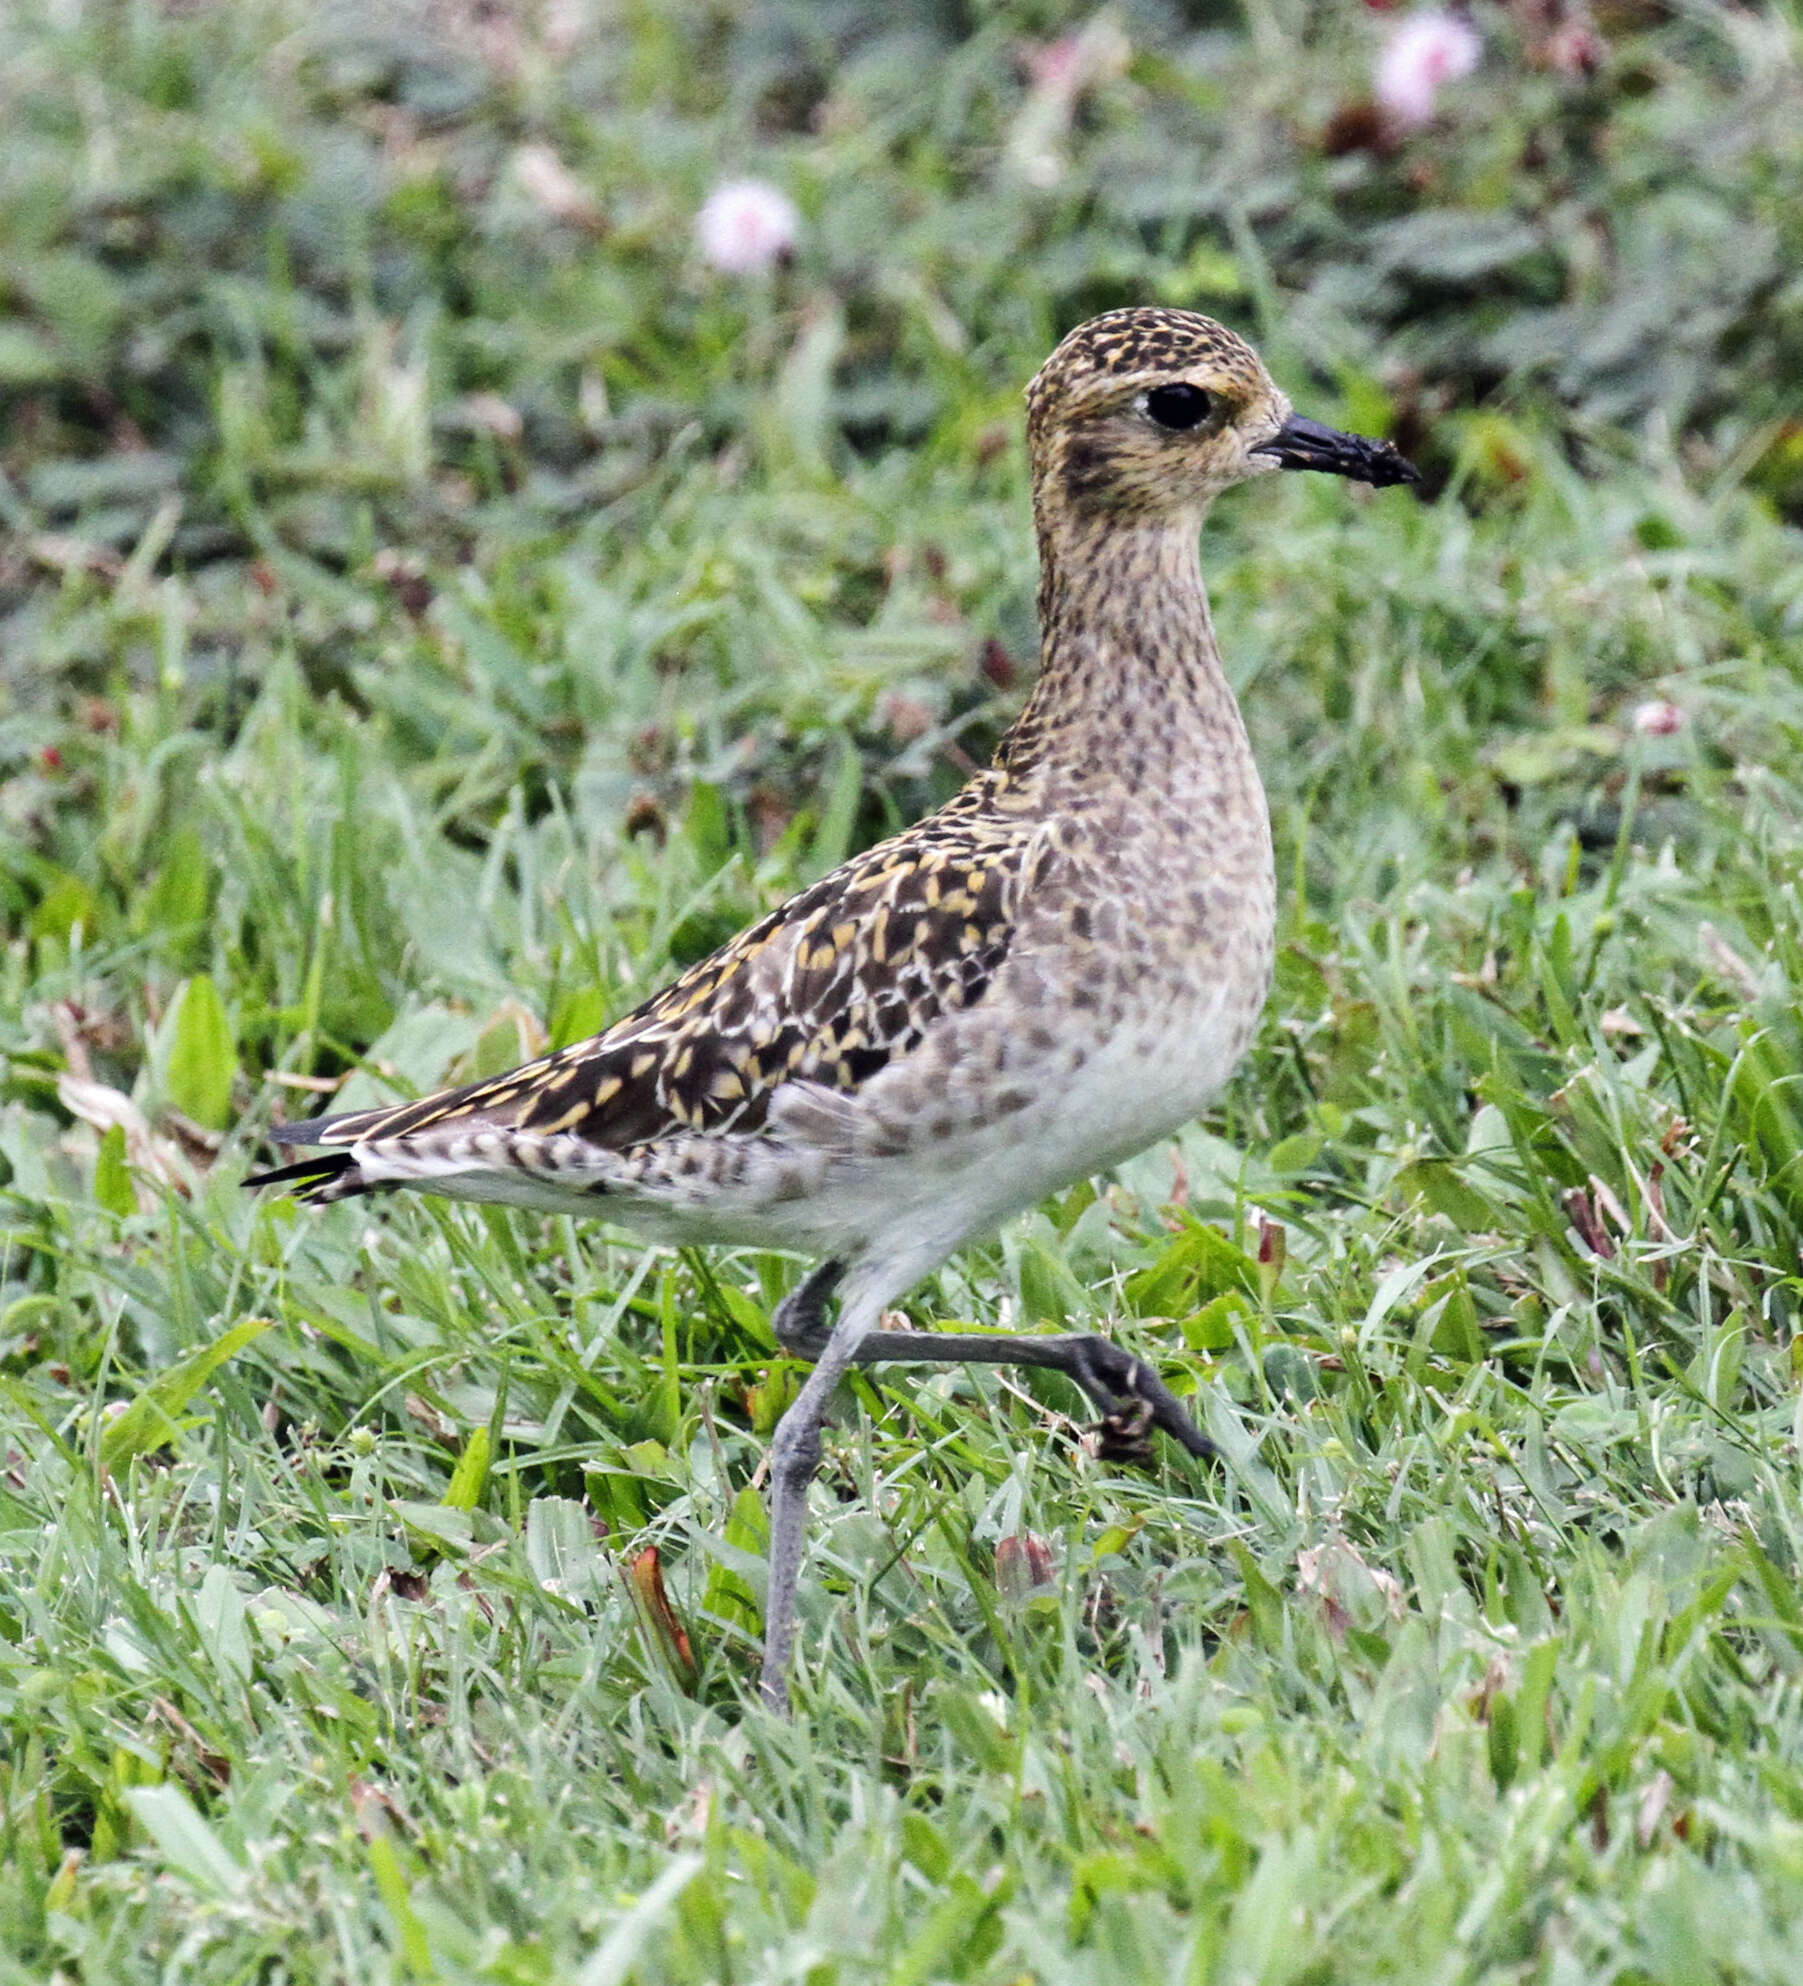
xmin=1025 ymin=307 xmax=1417 ymax=524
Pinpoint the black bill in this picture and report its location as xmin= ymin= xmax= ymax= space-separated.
xmin=1255 ymin=413 xmax=1419 ymax=489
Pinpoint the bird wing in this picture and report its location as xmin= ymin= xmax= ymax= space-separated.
xmin=259 ymin=798 xmax=1043 ymax=1184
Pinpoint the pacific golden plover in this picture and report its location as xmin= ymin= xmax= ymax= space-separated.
xmin=252 ymin=308 xmax=1417 ymax=1710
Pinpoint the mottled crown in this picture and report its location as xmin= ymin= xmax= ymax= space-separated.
xmin=1023 ymin=307 xmax=1287 ymax=521
xmin=1025 ymin=308 xmax=1270 ymax=440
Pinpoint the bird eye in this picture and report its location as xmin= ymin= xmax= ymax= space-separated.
xmin=1143 ymin=384 xmax=1214 ymax=432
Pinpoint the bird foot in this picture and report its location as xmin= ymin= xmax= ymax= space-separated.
xmin=1063 ymin=1336 xmax=1214 ymax=1465
xmin=1088 ymin=1394 xmax=1157 ymax=1467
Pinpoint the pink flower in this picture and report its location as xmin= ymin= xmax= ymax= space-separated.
xmin=1010 ymin=15 xmax=1131 ymax=187
xmin=1375 ymin=11 xmax=1482 ymax=128
xmin=695 ymin=180 xmax=800 ymax=276
xmin=1630 ymin=699 xmax=1684 ymax=737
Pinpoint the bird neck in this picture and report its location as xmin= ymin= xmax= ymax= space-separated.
xmin=997 ymin=508 xmax=1244 ymax=784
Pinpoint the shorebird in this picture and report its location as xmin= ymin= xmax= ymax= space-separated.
xmin=251 ymin=308 xmax=1417 ymax=1710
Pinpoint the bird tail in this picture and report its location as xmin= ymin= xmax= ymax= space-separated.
xmin=242 ymin=1147 xmax=380 ymax=1205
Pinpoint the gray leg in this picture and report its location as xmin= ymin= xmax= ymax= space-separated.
xmin=758 ymin=1263 xmax=1216 ymax=1712
xmin=760 ymin=1265 xmax=883 ymax=1712
xmin=771 ymin=1259 xmax=1213 ymax=1457
xmin=845 ymin=1327 xmax=1217 ymax=1463
xmin=770 ymin=1258 xmax=844 ymax=1359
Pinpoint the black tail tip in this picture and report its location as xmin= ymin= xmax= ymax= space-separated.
xmin=245 ymin=1151 xmax=360 ymax=1203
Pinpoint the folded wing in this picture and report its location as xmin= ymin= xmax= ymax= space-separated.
xmin=251 ymin=800 xmax=1040 ymax=1204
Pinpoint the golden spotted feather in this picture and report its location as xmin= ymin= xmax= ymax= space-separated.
xmin=258 ymin=777 xmax=1039 ymax=1201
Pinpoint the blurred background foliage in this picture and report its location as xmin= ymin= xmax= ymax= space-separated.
xmin=7 ymin=0 xmax=1803 ymax=1092
xmin=11 ymin=8 xmax=1803 ymax=1975
xmin=7 ymin=0 xmax=1803 ymax=483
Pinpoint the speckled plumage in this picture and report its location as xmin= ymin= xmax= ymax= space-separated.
xmin=262 ymin=313 xmax=1289 ymax=1238
xmin=251 ymin=308 xmax=1418 ymax=1709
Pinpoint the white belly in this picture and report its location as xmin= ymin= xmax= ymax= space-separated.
xmin=696 ymin=976 xmax=1257 ymax=1260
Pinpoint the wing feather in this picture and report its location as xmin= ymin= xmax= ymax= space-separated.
xmin=260 ymin=790 xmax=1035 ymax=1176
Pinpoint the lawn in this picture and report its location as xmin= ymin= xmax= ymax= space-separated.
xmin=5 ymin=1 xmax=1803 ymax=1980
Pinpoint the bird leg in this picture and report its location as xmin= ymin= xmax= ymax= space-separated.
xmin=769 ymin=1260 xmax=1213 ymax=1460
xmin=759 ymin=1262 xmax=880 ymax=1712
xmin=769 ymin=1257 xmax=845 ymax=1360
xmin=845 ymin=1326 xmax=1216 ymax=1465
xmin=759 ymin=1262 xmax=1216 ymax=1710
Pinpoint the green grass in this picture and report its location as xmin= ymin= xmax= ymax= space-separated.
xmin=7 ymin=1 xmax=1803 ymax=1979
